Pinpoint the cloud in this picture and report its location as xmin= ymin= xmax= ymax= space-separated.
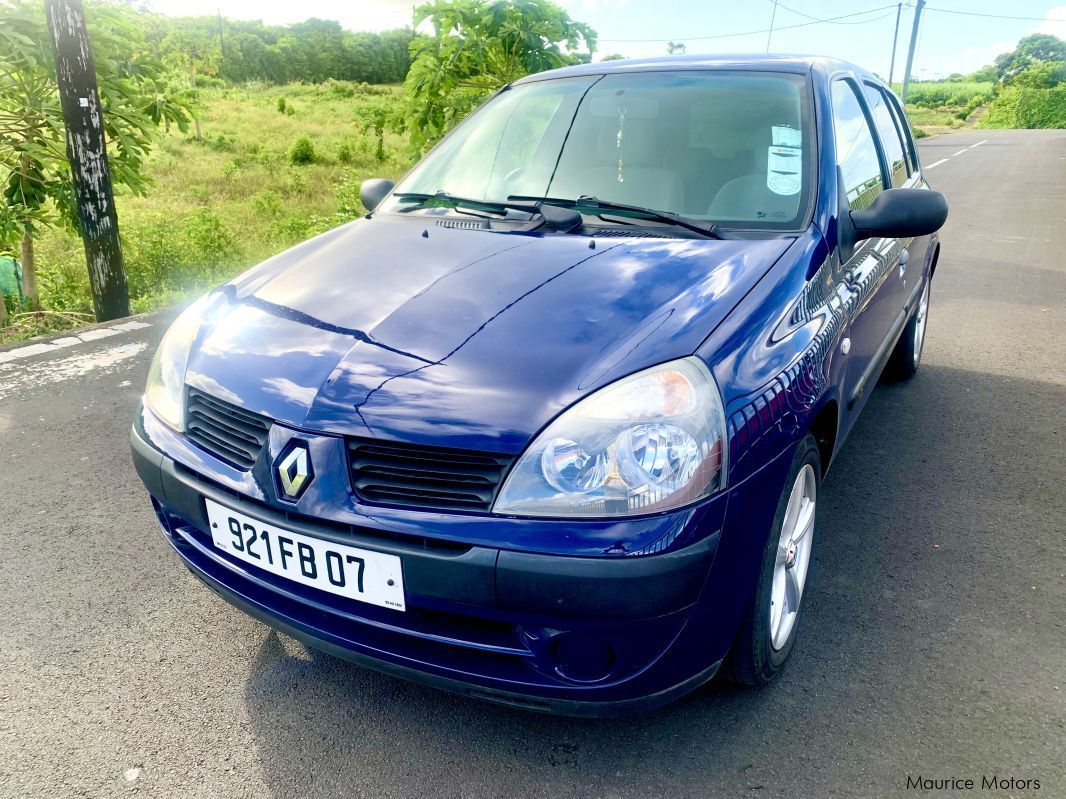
xmin=1035 ymin=5 xmax=1066 ymax=39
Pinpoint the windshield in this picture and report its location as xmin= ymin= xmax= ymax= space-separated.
xmin=382 ymin=71 xmax=813 ymax=231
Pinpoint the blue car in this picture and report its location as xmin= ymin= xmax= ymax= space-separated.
xmin=131 ymin=54 xmax=947 ymax=716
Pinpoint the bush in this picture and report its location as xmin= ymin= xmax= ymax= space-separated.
xmin=277 ymin=96 xmax=287 ymax=113
xmin=120 ymin=209 xmax=238 ymax=309
xmin=288 ymin=136 xmax=316 ymax=165
xmin=900 ymin=81 xmax=993 ymax=109
xmin=980 ymin=86 xmax=1066 ymax=128
xmin=251 ymin=190 xmax=283 ymax=217
xmin=327 ymin=79 xmax=355 ymax=98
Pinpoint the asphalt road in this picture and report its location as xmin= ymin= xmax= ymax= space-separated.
xmin=1 ymin=129 xmax=1063 ymax=799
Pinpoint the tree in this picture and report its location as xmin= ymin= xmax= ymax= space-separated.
xmin=994 ymin=33 xmax=1066 ymax=82
xmin=601 ymin=53 xmax=628 ymax=61
xmin=0 ymin=0 xmax=191 ymax=316
xmin=1010 ymin=60 xmax=1066 ymax=89
xmin=667 ymin=41 xmax=686 ymax=55
xmin=400 ymin=0 xmax=596 ymax=151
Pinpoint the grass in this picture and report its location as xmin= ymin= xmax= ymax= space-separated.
xmin=25 ymin=81 xmax=412 ymax=330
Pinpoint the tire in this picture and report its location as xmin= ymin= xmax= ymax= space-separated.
xmin=726 ymin=434 xmax=821 ymax=686
xmin=886 ymin=276 xmax=930 ymax=381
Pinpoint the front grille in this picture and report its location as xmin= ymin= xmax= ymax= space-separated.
xmin=348 ymin=438 xmax=514 ymax=512
xmin=185 ymin=389 xmax=271 ymax=469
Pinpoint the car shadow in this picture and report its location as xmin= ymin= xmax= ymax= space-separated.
xmin=239 ymin=363 xmax=1065 ymax=799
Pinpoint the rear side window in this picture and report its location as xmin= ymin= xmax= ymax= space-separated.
xmin=830 ymin=80 xmax=884 ymax=210
xmin=863 ymin=84 xmax=909 ymax=187
xmin=885 ymin=90 xmax=918 ymax=173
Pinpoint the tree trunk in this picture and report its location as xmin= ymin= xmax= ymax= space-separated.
xmin=20 ymin=231 xmax=40 ymax=311
xmin=45 ymin=0 xmax=130 ymax=322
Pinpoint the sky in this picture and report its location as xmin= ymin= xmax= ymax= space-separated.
xmin=144 ymin=0 xmax=1066 ymax=80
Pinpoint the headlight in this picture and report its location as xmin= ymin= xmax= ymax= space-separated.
xmin=493 ymin=357 xmax=727 ymax=518
xmin=144 ymin=293 xmax=216 ymax=431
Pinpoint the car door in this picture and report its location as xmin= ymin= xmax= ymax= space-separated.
xmin=829 ymin=77 xmax=903 ymax=426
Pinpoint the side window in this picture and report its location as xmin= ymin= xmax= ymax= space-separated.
xmin=863 ymin=83 xmax=909 ymax=187
xmin=830 ymin=80 xmax=884 ymax=210
xmin=885 ymin=90 xmax=918 ymax=173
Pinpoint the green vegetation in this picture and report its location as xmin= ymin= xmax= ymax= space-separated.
xmin=980 ymin=86 xmax=1066 ymax=128
xmin=979 ymin=34 xmax=1066 ymax=129
xmin=28 ymin=82 xmax=411 ymax=331
xmin=401 ymin=0 xmax=595 ymax=151
xmin=145 ymin=15 xmax=415 ymax=86
xmin=0 ymin=0 xmax=193 ymax=327
xmin=889 ymin=80 xmax=993 ymax=135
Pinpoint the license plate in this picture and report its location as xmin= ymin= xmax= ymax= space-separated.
xmin=205 ymin=498 xmax=405 ymax=611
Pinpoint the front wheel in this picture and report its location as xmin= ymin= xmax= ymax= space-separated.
xmin=886 ymin=277 xmax=930 ymax=380
xmin=726 ymin=434 xmax=821 ymax=685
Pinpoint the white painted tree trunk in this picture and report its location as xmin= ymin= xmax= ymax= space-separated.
xmin=45 ymin=0 xmax=130 ymax=322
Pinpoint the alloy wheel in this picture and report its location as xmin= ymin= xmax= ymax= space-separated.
xmin=769 ymin=463 xmax=817 ymax=650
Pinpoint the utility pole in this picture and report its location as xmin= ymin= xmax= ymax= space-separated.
xmin=45 ymin=0 xmax=130 ymax=322
xmin=888 ymin=2 xmax=902 ymax=85
xmin=766 ymin=0 xmax=778 ymax=53
xmin=901 ymin=0 xmax=925 ymax=104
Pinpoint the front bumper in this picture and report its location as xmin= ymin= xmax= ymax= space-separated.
xmin=132 ymin=412 xmax=794 ymax=715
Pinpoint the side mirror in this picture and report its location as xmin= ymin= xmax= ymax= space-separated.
xmin=360 ymin=178 xmax=394 ymax=213
xmin=850 ymin=188 xmax=948 ymax=241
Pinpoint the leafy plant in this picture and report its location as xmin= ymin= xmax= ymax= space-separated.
xmin=400 ymin=0 xmax=596 ymax=151
xmin=288 ymin=135 xmax=316 ymax=165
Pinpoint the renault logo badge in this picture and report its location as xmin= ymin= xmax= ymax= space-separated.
xmin=276 ymin=442 xmax=313 ymax=501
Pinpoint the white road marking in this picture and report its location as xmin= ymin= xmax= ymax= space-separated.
xmin=0 ymin=341 xmax=148 ymax=399
xmin=111 ymin=320 xmax=151 ymax=332
xmin=952 ymin=149 xmax=967 ymax=156
xmin=925 ymin=158 xmax=949 ymax=169
xmin=78 ymin=327 xmax=120 ymax=342
xmin=0 ymin=320 xmax=152 ymax=364
xmin=969 ymin=139 xmax=988 ymax=148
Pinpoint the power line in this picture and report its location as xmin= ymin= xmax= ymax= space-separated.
xmin=776 ymin=0 xmax=913 ymax=25
xmin=598 ymin=3 xmax=900 ymax=43
xmin=766 ymin=1 xmax=778 ymax=53
xmin=924 ymin=6 xmax=1066 ymax=23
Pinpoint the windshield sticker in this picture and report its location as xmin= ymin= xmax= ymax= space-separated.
xmin=772 ymin=124 xmax=802 ymax=148
xmin=767 ymin=145 xmax=801 ymax=196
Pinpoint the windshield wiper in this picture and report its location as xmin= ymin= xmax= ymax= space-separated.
xmin=393 ymin=191 xmax=586 ymax=232
xmin=394 ymin=191 xmax=541 ymax=217
xmin=508 ymin=195 xmax=723 ymax=239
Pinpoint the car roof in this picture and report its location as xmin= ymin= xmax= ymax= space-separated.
xmin=513 ymin=53 xmax=882 ymax=86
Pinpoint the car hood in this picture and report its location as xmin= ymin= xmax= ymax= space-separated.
xmin=186 ymin=215 xmax=791 ymax=453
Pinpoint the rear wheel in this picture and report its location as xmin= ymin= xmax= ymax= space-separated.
xmin=726 ymin=435 xmax=820 ymax=685
xmin=886 ymin=277 xmax=930 ymax=380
